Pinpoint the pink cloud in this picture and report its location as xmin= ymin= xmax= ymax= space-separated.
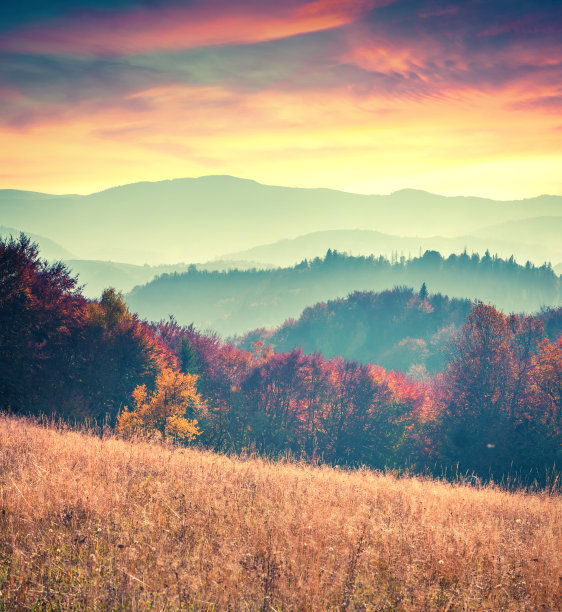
xmin=0 ymin=0 xmax=382 ymax=56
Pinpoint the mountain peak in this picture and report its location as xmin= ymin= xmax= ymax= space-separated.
xmin=193 ymin=174 xmax=259 ymax=185
xmin=389 ymin=188 xmax=439 ymax=199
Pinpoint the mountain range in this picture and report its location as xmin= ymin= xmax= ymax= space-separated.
xmin=62 ymin=259 xmax=273 ymax=299
xmin=222 ymin=225 xmax=562 ymax=268
xmin=1 ymin=176 xmax=561 ymax=266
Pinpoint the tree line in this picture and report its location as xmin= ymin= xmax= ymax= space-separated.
xmin=127 ymin=247 xmax=560 ymax=337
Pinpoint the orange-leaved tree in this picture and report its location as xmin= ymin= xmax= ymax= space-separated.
xmin=529 ymin=335 xmax=562 ymax=436
xmin=117 ymin=368 xmax=203 ymax=442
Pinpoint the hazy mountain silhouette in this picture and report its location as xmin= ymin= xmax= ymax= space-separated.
xmin=0 ymin=225 xmax=75 ymax=260
xmin=64 ymin=259 xmax=274 ymax=298
xmin=63 ymin=260 xmax=187 ymax=299
xmin=1 ymin=176 xmax=560 ymax=264
xmin=471 ymin=217 xmax=562 ymax=254
xmin=221 ymin=228 xmax=561 ymax=268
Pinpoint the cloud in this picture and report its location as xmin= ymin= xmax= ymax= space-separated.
xmin=2 ymin=0 xmax=561 ymax=131
xmin=2 ymin=1 xmax=560 ymax=95
xmin=0 ymin=29 xmax=439 ymax=130
xmin=0 ymin=0 xmax=383 ymax=55
xmin=340 ymin=0 xmax=562 ymax=100
xmin=510 ymin=94 xmax=562 ymax=112
xmin=0 ymin=0 xmax=561 ymax=201
xmin=0 ymin=52 xmax=167 ymax=126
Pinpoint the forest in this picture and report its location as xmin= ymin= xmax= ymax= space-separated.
xmin=127 ymin=248 xmax=560 ymax=336
xmin=2 ymin=234 xmax=560 ymax=486
xmin=239 ymin=287 xmax=561 ymax=377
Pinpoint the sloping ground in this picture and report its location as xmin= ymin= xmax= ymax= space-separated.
xmin=0 ymin=415 xmax=560 ymax=610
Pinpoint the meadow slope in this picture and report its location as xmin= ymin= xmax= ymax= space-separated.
xmin=0 ymin=416 xmax=560 ymax=610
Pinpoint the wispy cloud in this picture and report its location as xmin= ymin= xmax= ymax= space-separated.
xmin=0 ymin=0 xmax=383 ymax=55
xmin=0 ymin=0 xmax=560 ymax=197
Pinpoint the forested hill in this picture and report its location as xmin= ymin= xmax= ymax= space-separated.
xmin=126 ymin=250 xmax=561 ymax=337
xmin=238 ymin=288 xmax=562 ymax=377
xmin=239 ymin=289 xmax=472 ymax=376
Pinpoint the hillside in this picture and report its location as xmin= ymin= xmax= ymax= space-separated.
xmin=473 ymin=216 xmax=562 ymax=254
xmin=1 ymin=415 xmax=560 ymax=611
xmin=0 ymin=225 xmax=74 ymax=260
xmin=239 ymin=289 xmax=562 ymax=376
xmin=63 ymin=259 xmax=273 ymax=299
xmin=223 ymin=227 xmax=562 ymax=268
xmin=127 ymin=250 xmax=561 ymax=337
xmin=239 ymin=288 xmax=473 ymax=376
xmin=2 ymin=233 xmax=560 ymax=487
xmin=1 ymin=176 xmax=561 ymax=264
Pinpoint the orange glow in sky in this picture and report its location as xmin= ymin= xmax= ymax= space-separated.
xmin=0 ymin=0 xmax=561 ymax=198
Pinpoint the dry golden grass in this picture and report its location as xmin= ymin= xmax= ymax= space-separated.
xmin=0 ymin=415 xmax=560 ymax=611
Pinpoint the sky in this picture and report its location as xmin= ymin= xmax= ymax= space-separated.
xmin=1 ymin=0 xmax=561 ymax=198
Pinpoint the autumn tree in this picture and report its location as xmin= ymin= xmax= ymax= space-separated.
xmin=0 ymin=234 xmax=180 ymax=422
xmin=530 ymin=336 xmax=562 ymax=434
xmin=519 ymin=336 xmax=562 ymax=470
xmin=436 ymin=302 xmax=547 ymax=479
xmin=117 ymin=368 xmax=203 ymax=442
xmin=321 ymin=360 xmax=423 ymax=469
xmin=77 ymin=288 xmax=176 ymax=422
xmin=0 ymin=234 xmax=85 ymax=413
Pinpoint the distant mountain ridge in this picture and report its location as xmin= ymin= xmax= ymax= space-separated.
xmin=471 ymin=216 xmax=562 ymax=249
xmin=63 ymin=258 xmax=274 ymax=299
xmin=221 ymin=227 xmax=562 ymax=268
xmin=1 ymin=175 xmax=560 ymax=265
xmin=0 ymin=225 xmax=75 ymax=260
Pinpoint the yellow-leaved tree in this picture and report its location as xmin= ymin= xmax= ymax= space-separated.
xmin=117 ymin=368 xmax=203 ymax=442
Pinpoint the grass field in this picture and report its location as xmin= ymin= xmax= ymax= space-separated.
xmin=0 ymin=415 xmax=560 ymax=610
